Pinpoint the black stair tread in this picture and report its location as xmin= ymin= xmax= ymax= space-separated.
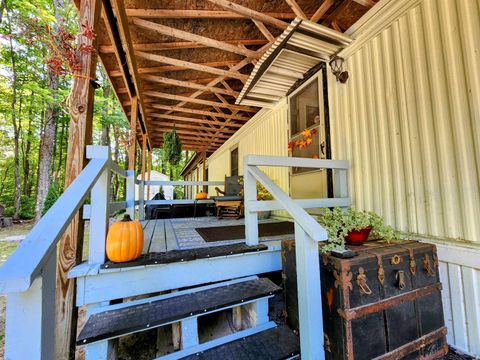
xmin=101 ymin=243 xmax=268 ymax=269
xmin=181 ymin=325 xmax=300 ymax=360
xmin=77 ymin=277 xmax=281 ymax=345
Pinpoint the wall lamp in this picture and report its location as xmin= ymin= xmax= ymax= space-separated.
xmin=329 ymin=56 xmax=349 ymax=83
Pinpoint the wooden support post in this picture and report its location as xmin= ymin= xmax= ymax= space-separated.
xmin=126 ymin=170 xmax=136 ymax=219
xmin=294 ymin=223 xmax=324 ymax=360
xmin=87 ymin=146 xmax=110 ymax=265
xmin=55 ymin=0 xmax=101 ymax=358
xmin=128 ymin=96 xmax=138 ymax=171
xmin=147 ymin=150 xmax=152 ymax=200
xmin=233 ymin=298 xmax=269 ymax=331
xmin=5 ymin=253 xmax=56 ymax=360
xmin=244 ymin=165 xmax=258 ymax=246
xmin=202 ymin=152 xmax=207 ymax=193
xmin=180 ymin=318 xmax=199 ymax=349
xmin=139 ymin=134 xmax=147 ymax=220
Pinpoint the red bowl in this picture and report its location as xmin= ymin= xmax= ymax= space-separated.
xmin=345 ymin=227 xmax=372 ymax=244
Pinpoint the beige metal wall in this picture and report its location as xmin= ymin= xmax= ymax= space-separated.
xmin=207 ymin=99 xmax=290 ymax=196
xmin=329 ymin=0 xmax=480 ymax=248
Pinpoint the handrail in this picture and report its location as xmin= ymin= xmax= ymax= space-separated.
xmin=143 ymin=180 xmax=224 ymax=186
xmin=243 ymin=154 xmax=350 ymax=360
xmin=0 ymin=157 xmax=108 ymax=293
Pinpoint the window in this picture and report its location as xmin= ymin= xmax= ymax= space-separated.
xmin=289 ymin=78 xmax=325 ymax=174
xmin=230 ymin=147 xmax=238 ymax=176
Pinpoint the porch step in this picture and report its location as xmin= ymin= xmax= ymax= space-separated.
xmin=101 ymin=243 xmax=268 ymax=269
xmin=181 ymin=325 xmax=300 ymax=360
xmin=77 ymin=277 xmax=281 ymax=345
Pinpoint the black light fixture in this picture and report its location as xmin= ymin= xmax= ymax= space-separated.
xmin=329 ymin=56 xmax=349 ymax=83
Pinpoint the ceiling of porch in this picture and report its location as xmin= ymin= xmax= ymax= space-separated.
xmin=96 ymin=0 xmax=377 ymax=152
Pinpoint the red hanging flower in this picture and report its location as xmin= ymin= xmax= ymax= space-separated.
xmin=79 ymin=43 xmax=96 ymax=54
xmin=81 ymin=21 xmax=96 ymax=40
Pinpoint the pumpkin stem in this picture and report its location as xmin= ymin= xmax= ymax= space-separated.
xmin=122 ymin=214 xmax=132 ymax=222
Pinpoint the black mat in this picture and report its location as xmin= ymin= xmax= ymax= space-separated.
xmin=195 ymin=221 xmax=295 ymax=242
xmin=77 ymin=278 xmax=281 ymax=345
xmin=101 ymin=243 xmax=268 ymax=269
xmin=181 ymin=325 xmax=300 ymax=360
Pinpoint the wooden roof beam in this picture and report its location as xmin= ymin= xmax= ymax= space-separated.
xmin=154 ymin=128 xmax=230 ymax=139
xmin=136 ymin=51 xmax=249 ymax=81
xmin=149 ymin=104 xmax=250 ymax=121
xmin=205 ymin=0 xmax=289 ymax=30
xmin=353 ymin=0 xmax=376 ymax=8
xmin=285 ymin=0 xmax=307 ymax=19
xmin=100 ymin=39 xmax=268 ymax=54
xmin=323 ymin=0 xmax=354 ymax=26
xmin=151 ymin=122 xmax=236 ymax=133
xmin=143 ymin=90 xmax=256 ymax=112
xmin=125 ymin=9 xmax=311 ymax=19
xmin=142 ymin=74 xmax=239 ymax=97
xmin=109 ymin=60 xmax=240 ymax=77
xmin=252 ymin=19 xmax=275 ymax=42
xmin=148 ymin=113 xmax=243 ymax=127
xmin=310 ymin=0 xmax=335 ymax=22
xmin=132 ymin=18 xmax=259 ymax=58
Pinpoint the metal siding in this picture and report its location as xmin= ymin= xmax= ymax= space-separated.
xmin=208 ymin=100 xmax=290 ymax=196
xmin=329 ymin=1 xmax=480 ymax=354
xmin=329 ymin=0 xmax=480 ymax=247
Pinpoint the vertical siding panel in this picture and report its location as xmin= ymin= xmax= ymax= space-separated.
xmin=421 ymin=0 xmax=461 ymax=240
xmin=439 ymin=261 xmax=454 ymax=345
xmin=438 ymin=0 xmax=478 ymax=242
xmin=384 ymin=25 xmax=410 ymax=231
xmin=369 ymin=37 xmax=394 ymax=225
xmin=408 ymin=6 xmax=445 ymax=236
xmin=448 ymin=263 xmax=469 ymax=351
xmin=461 ymin=266 xmax=480 ymax=354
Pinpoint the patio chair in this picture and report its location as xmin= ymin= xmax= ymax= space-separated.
xmin=213 ymin=175 xmax=244 ymax=219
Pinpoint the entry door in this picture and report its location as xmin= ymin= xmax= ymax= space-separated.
xmin=288 ymin=69 xmax=331 ymax=200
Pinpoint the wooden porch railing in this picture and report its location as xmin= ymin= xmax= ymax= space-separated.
xmin=243 ymin=155 xmax=350 ymax=360
xmin=0 ymin=146 xmax=133 ymax=359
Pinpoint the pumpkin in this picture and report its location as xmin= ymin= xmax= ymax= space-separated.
xmin=195 ymin=191 xmax=208 ymax=200
xmin=106 ymin=214 xmax=144 ymax=263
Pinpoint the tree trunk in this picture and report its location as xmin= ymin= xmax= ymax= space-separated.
xmin=7 ymin=12 xmax=21 ymax=220
xmin=0 ymin=167 xmax=9 ymax=198
xmin=22 ymin=93 xmax=35 ymax=196
xmin=100 ymin=83 xmax=110 ymax=146
xmin=35 ymin=2 xmax=63 ymax=221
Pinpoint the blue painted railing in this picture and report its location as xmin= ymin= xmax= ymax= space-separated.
xmin=243 ymin=155 xmax=350 ymax=360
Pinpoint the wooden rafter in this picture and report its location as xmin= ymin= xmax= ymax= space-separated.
xmin=323 ymin=0 xmax=354 ymax=25
xmin=100 ymin=39 xmax=268 ymax=54
xmin=285 ymin=0 xmax=307 ymax=19
xmin=151 ymin=122 xmax=236 ymax=133
xmin=143 ymin=90 xmax=256 ymax=112
xmin=124 ymin=9 xmax=312 ymax=19
xmin=110 ymin=60 xmax=240 ymax=77
xmin=252 ymin=19 xmax=275 ymax=42
xmin=148 ymin=113 xmax=243 ymax=128
xmin=353 ymin=0 xmax=375 ymax=8
xmin=132 ymin=18 xmax=259 ymax=58
xmin=142 ymin=75 xmax=239 ymax=97
xmin=205 ymin=0 xmax=289 ymax=29
xmin=136 ymin=51 xmax=249 ymax=81
xmin=149 ymin=104 xmax=249 ymax=121
xmin=310 ymin=0 xmax=335 ymax=22
xmin=154 ymin=128 xmax=231 ymax=139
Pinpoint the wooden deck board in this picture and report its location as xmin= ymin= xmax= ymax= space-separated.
xmin=164 ymin=219 xmax=178 ymax=251
xmin=142 ymin=220 xmax=156 ymax=254
xmin=149 ymin=219 xmax=167 ymax=253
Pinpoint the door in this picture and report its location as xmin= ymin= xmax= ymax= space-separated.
xmin=288 ymin=68 xmax=331 ymax=201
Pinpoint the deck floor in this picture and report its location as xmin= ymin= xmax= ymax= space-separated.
xmin=141 ymin=217 xmax=294 ymax=253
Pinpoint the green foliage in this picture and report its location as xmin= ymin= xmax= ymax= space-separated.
xmin=256 ymin=182 xmax=273 ymax=200
xmin=19 ymin=195 xmax=35 ymax=219
xmin=163 ymin=127 xmax=182 ymax=165
xmin=316 ymin=207 xmax=400 ymax=252
xmin=42 ymin=181 xmax=62 ymax=215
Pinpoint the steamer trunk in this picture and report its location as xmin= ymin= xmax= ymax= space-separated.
xmin=281 ymin=240 xmax=448 ymax=359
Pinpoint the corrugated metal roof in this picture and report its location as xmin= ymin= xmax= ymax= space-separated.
xmin=236 ymin=17 xmax=353 ymax=108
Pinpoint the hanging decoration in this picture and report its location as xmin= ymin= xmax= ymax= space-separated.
xmin=163 ymin=126 xmax=182 ymax=165
xmin=288 ymin=128 xmax=318 ymax=150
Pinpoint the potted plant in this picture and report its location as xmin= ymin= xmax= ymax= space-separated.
xmin=257 ymin=183 xmax=273 ymax=219
xmin=316 ymin=207 xmax=399 ymax=252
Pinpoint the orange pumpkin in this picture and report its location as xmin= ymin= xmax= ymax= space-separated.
xmin=195 ymin=191 xmax=208 ymax=200
xmin=106 ymin=214 xmax=144 ymax=263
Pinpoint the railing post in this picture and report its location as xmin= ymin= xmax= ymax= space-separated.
xmin=139 ymin=180 xmax=145 ymax=220
xmin=244 ymin=163 xmax=259 ymax=245
xmin=334 ymin=168 xmax=348 ymax=199
xmin=5 ymin=252 xmax=56 ymax=359
xmin=126 ymin=170 xmax=136 ymax=219
xmin=294 ymin=223 xmax=325 ymax=360
xmin=87 ymin=146 xmax=111 ymax=265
